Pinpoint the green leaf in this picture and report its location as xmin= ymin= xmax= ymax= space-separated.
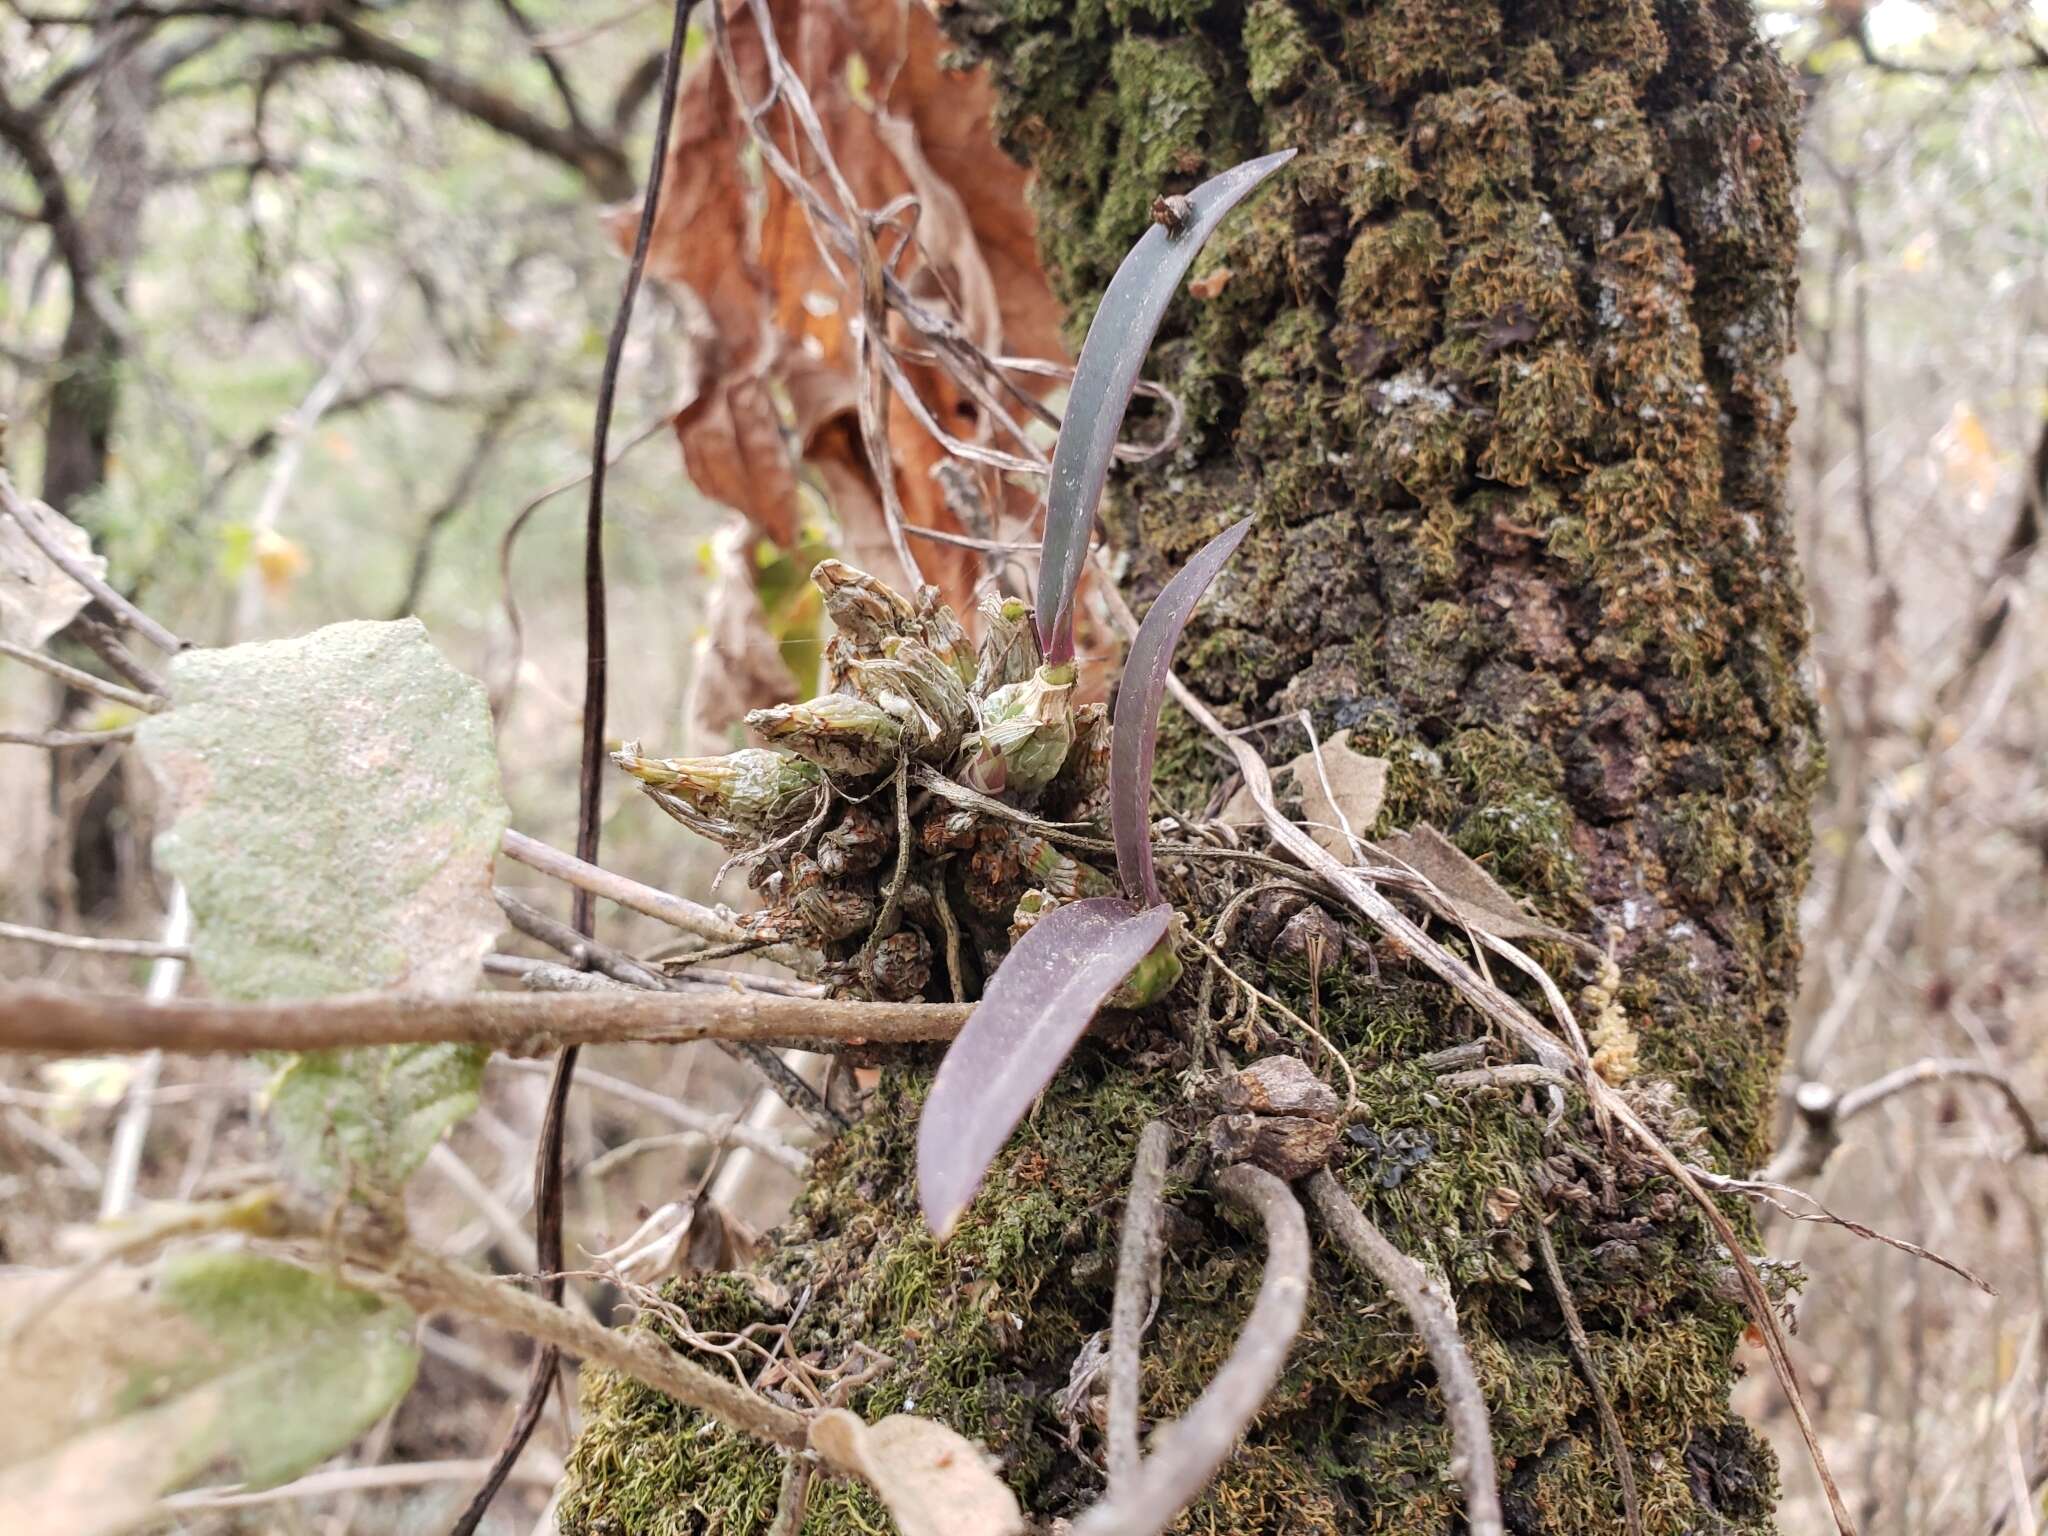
xmin=0 ymin=1250 xmax=419 ymax=1536
xmin=138 ymin=618 xmax=509 ymax=1190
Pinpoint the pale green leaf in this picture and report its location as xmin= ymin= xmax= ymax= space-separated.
xmin=0 ymin=1250 xmax=418 ymax=1536
xmin=137 ymin=618 xmax=509 ymax=1189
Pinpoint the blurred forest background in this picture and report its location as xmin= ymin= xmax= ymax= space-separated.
xmin=1 ymin=1 xmax=2044 ymax=1531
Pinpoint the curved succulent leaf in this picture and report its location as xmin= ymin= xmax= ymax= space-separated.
xmin=1036 ymin=148 xmax=1296 ymax=665
xmin=917 ymin=897 xmax=1173 ymax=1240
xmin=1111 ymin=516 xmax=1255 ymax=905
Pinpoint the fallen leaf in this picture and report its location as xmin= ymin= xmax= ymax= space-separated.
xmin=1216 ymin=731 xmax=1388 ymax=859
xmin=1188 ymin=265 xmax=1233 ymax=300
xmin=810 ymin=1408 xmax=1023 ymax=1536
xmin=0 ymin=1250 xmax=417 ymax=1536
xmin=1371 ymin=822 xmax=1571 ymax=945
xmin=1291 ymin=729 xmax=1388 ymax=858
xmin=138 ymin=618 xmax=508 ymax=1191
xmin=0 ymin=499 xmax=104 ymax=646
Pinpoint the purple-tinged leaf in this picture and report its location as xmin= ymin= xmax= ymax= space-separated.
xmin=1036 ymin=149 xmax=1296 ymax=666
xmin=917 ymin=897 xmax=1172 ymax=1240
xmin=1112 ymin=516 xmax=1255 ymax=906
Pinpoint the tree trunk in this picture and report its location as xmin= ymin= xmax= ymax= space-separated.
xmin=559 ymin=0 xmax=1817 ymax=1530
xmin=40 ymin=40 xmax=160 ymax=925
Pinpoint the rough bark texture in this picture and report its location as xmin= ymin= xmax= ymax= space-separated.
xmin=559 ymin=0 xmax=1818 ymax=1530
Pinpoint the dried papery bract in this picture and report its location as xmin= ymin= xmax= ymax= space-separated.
xmin=1110 ymin=516 xmax=1255 ymax=905
xmin=1036 ymin=150 xmax=1295 ymax=665
xmin=917 ymin=897 xmax=1171 ymax=1239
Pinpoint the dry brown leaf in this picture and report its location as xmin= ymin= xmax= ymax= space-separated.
xmin=1188 ymin=266 xmax=1234 ymax=300
xmin=1219 ymin=730 xmax=1388 ymax=858
xmin=0 ymin=500 xmax=103 ymax=646
xmin=631 ymin=0 xmax=1061 ymax=618
xmin=1293 ymin=729 xmax=1388 ymax=857
xmin=1372 ymin=822 xmax=1571 ymax=945
xmin=810 ymin=1408 xmax=1023 ymax=1536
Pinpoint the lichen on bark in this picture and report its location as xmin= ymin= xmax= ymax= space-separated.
xmin=559 ymin=0 xmax=1818 ymax=1531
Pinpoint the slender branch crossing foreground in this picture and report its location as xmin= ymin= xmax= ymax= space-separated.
xmin=307 ymin=1238 xmax=810 ymax=1451
xmin=0 ymin=982 xmax=969 ymax=1057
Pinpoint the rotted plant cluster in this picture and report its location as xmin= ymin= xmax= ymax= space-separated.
xmin=614 ymin=558 xmax=1129 ymax=1009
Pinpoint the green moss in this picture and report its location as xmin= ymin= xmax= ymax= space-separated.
xmin=1340 ymin=0 xmax=1503 ymax=100
xmin=1409 ymin=82 xmax=1535 ymax=230
xmin=1244 ymin=0 xmax=1318 ymax=103
xmin=1337 ymin=211 xmax=1447 ymax=358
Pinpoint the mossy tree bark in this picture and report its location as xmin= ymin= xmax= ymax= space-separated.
xmin=559 ymin=0 xmax=1818 ymax=1530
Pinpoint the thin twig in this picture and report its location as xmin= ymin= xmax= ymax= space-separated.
xmin=161 ymin=1456 xmax=562 ymax=1512
xmin=235 ymin=292 xmax=388 ymax=633
xmin=497 ymin=1057 xmax=809 ymax=1176
xmin=293 ymin=1235 xmax=810 ymax=1451
xmin=1690 ymin=1165 xmax=1997 ymax=1295
xmin=1438 ymin=1063 xmax=1578 ymax=1095
xmin=1073 ymin=1164 xmax=1308 ymax=1536
xmin=0 ymin=722 xmax=139 ymax=748
xmin=0 ymin=981 xmax=969 ymax=1056
xmin=497 ymin=889 xmax=667 ymax=990
xmin=0 ymin=637 xmax=161 ymax=711
xmin=1108 ymin=1120 xmax=1171 ymax=1495
xmin=99 ymin=887 xmax=190 ymax=1223
xmin=1305 ymin=1170 xmax=1504 ymax=1536
xmin=1529 ymin=1214 xmax=1640 ymax=1536
xmin=0 ymin=917 xmax=187 ymax=959
xmin=499 ymin=827 xmax=752 ymax=947
xmin=71 ymin=615 xmax=165 ymax=695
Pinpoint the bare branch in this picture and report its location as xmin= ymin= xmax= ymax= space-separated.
xmin=0 ymin=638 xmax=162 ymax=711
xmin=1074 ymin=1163 xmax=1308 ymax=1536
xmin=1438 ymin=1063 xmax=1577 ymax=1095
xmin=0 ymin=71 xmax=104 ymax=324
xmin=0 ymin=722 xmax=139 ymax=748
xmin=71 ymin=614 xmax=166 ymax=694
xmin=299 ymin=1237 xmax=810 ymax=1451
xmin=0 ymin=981 xmax=969 ymax=1057
xmin=497 ymin=889 xmax=668 ymax=991
xmin=500 ymin=827 xmax=754 ymax=948
xmin=161 ymin=1456 xmax=562 ymax=1512
xmin=1109 ymin=1120 xmax=1171 ymax=1494
xmin=1765 ymin=1058 xmax=2048 ymax=1182
xmin=1529 ymin=1216 xmax=1641 ymax=1536
xmin=0 ymin=917 xmax=187 ymax=960
xmin=498 ymin=1057 xmax=810 ymax=1176
xmin=1305 ymin=1170 xmax=1504 ymax=1536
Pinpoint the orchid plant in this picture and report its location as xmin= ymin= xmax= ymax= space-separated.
xmin=609 ymin=149 xmax=1295 ymax=1241
xmin=916 ymin=150 xmax=1295 ymax=1240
